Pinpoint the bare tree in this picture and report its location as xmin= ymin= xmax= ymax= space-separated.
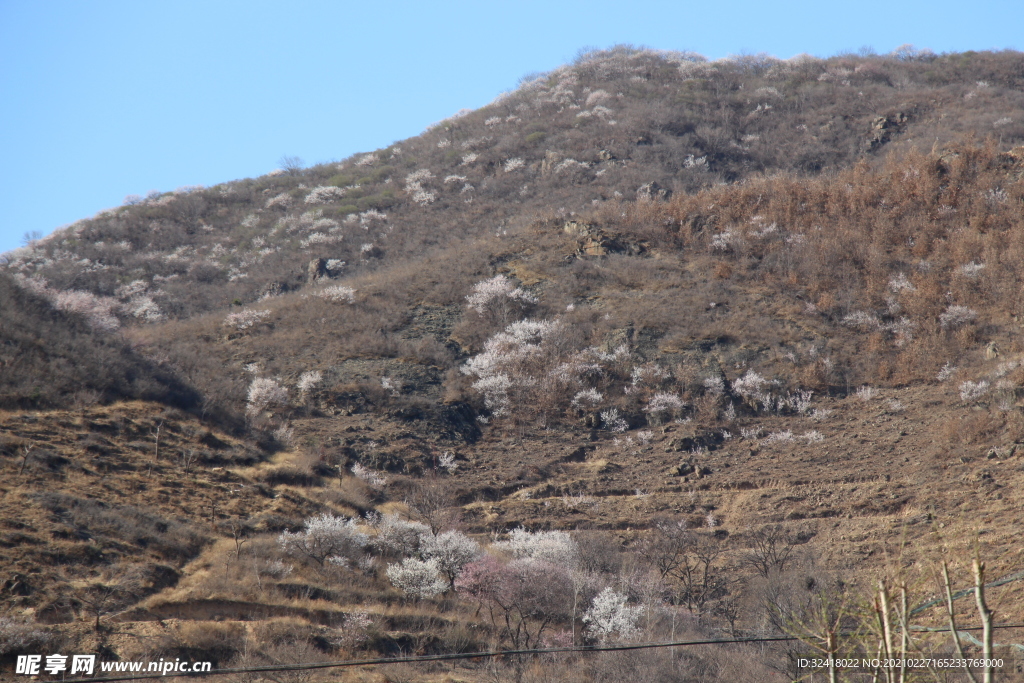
xmin=743 ymin=525 xmax=796 ymax=578
xmin=174 ymin=193 xmax=206 ymax=233
xmin=278 ymin=155 xmax=304 ymax=175
xmin=406 ymin=475 xmax=460 ymax=534
xmin=637 ymin=518 xmax=727 ymax=616
xmin=637 ymin=517 xmax=691 ymax=579
xmin=74 ymin=567 xmax=144 ymax=630
xmin=672 ymin=534 xmax=728 ymax=615
xmin=457 ymin=557 xmax=573 ymax=650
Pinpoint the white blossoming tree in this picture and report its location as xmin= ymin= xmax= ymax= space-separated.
xmin=582 ymin=587 xmax=644 ymax=643
xmin=246 ymin=377 xmax=289 ymax=421
xmin=278 ymin=514 xmax=368 ymax=567
xmin=465 ymin=274 xmax=538 ymax=326
xmin=386 ymin=558 xmax=448 ymax=599
xmin=419 ymin=530 xmax=481 ymax=590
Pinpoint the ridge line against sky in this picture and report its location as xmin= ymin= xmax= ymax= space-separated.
xmin=2 ymin=0 xmax=1022 ymax=255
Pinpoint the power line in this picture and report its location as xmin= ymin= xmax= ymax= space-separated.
xmin=56 ymin=624 xmax=1024 ymax=683
xmin=909 ymin=569 xmax=1024 ymax=617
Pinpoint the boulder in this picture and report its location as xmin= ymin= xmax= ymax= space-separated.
xmin=307 ymin=258 xmax=328 ymax=283
xmin=636 ymin=181 xmax=671 ymax=201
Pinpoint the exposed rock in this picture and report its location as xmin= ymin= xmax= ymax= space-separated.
xmin=541 ymin=151 xmax=562 ymax=176
xmin=258 ymin=281 xmax=291 ymax=299
xmin=867 ymin=112 xmax=909 ymax=151
xmin=307 ymin=258 xmax=328 ymax=283
xmin=636 ymin=181 xmax=671 ymax=201
xmin=576 ymin=230 xmax=647 ymax=258
xmin=986 ymin=444 xmax=1017 ymax=460
xmin=563 ymin=220 xmax=595 ymax=237
xmin=668 ymin=462 xmax=695 ymax=476
xmin=3 ymin=573 xmax=32 ymax=596
xmin=666 ymin=429 xmax=725 ymax=452
xmin=601 ymin=325 xmax=634 ymax=354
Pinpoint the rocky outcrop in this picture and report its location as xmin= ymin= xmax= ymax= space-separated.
xmin=562 ymin=221 xmax=647 ymax=258
xmin=307 ymin=258 xmax=328 ymax=283
xmin=636 ymin=181 xmax=671 ymax=201
xmin=867 ymin=112 xmax=908 ymax=151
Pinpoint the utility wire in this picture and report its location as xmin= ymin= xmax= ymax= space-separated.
xmin=56 ymin=623 xmax=1024 ymax=683
xmin=909 ymin=569 xmax=1024 ymax=617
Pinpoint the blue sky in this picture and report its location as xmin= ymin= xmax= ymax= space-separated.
xmin=1 ymin=0 xmax=1021 ymax=256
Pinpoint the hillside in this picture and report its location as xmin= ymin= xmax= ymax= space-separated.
xmin=3 ymin=48 xmax=1024 ymax=682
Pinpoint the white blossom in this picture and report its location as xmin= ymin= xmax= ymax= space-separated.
xmin=371 ymin=513 xmax=430 ymax=556
xmin=297 ymin=370 xmax=322 ymax=395
xmin=571 ymin=388 xmax=603 ymax=408
xmin=305 ymin=186 xmax=347 ymax=204
xmin=224 ymin=308 xmax=271 ymax=330
xmin=246 ymin=377 xmax=288 ymax=418
xmin=419 ymin=530 xmax=481 ymax=586
xmin=351 ymin=462 xmax=387 ymax=488
xmin=684 ymin=154 xmax=708 ymax=169
xmin=600 ymin=407 xmax=628 ymax=432
xmin=411 ymin=189 xmax=436 ymax=205
xmin=937 ymin=360 xmax=958 ymax=382
xmin=960 ymin=380 xmax=990 ymax=402
xmin=888 ymin=272 xmax=915 ymax=293
xmin=645 ymin=392 xmax=685 ymax=415
xmin=855 ymin=386 xmax=876 ymax=401
xmin=465 ymin=274 xmax=537 ymax=314
xmin=278 ymin=514 xmax=367 ymax=566
xmin=265 ymin=192 xmax=292 ymax=209
xmin=494 ymin=528 xmax=578 ymax=568
xmin=386 ymin=558 xmax=447 ymax=598
xmin=438 ymin=451 xmax=458 ymax=473
xmin=940 ymin=305 xmax=977 ymax=329
xmin=583 ymin=588 xmax=643 ymax=642
xmin=311 ymin=285 xmax=356 ymax=303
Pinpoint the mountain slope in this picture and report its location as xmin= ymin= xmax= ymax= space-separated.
xmin=3 ymin=48 xmax=1024 ymax=681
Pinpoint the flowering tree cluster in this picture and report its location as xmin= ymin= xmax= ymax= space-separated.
xmin=503 ymin=157 xmax=526 ymax=172
xmin=305 ymin=186 xmax=348 ymax=204
xmin=464 ymin=274 xmax=537 ymax=324
xmin=113 ymin=280 xmax=165 ymax=322
xmin=224 ymin=308 xmax=271 ymax=330
xmin=310 ymin=285 xmax=356 ymax=303
xmin=297 ymin=370 xmax=322 ymax=400
xmin=351 ymin=462 xmax=387 ymax=488
xmin=264 ymin=192 xmax=292 ymax=209
xmin=386 ymin=558 xmax=448 ymax=598
xmin=370 ymin=513 xmax=429 ymax=557
xmin=379 ymin=521 xmax=480 ymax=597
xmin=246 ymin=377 xmax=288 ymax=420
xmin=278 ymin=514 xmax=368 ymax=567
xmin=404 ymin=169 xmax=436 ymax=205
xmin=582 ymin=587 xmax=644 ymax=642
xmin=460 ymin=318 xmax=571 ymax=417
xmin=453 ymin=527 xmax=652 ymax=649
xmin=51 ymin=289 xmax=121 ymax=332
xmin=939 ymin=304 xmax=978 ymax=330
xmin=15 ymin=276 xmax=121 ymax=332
